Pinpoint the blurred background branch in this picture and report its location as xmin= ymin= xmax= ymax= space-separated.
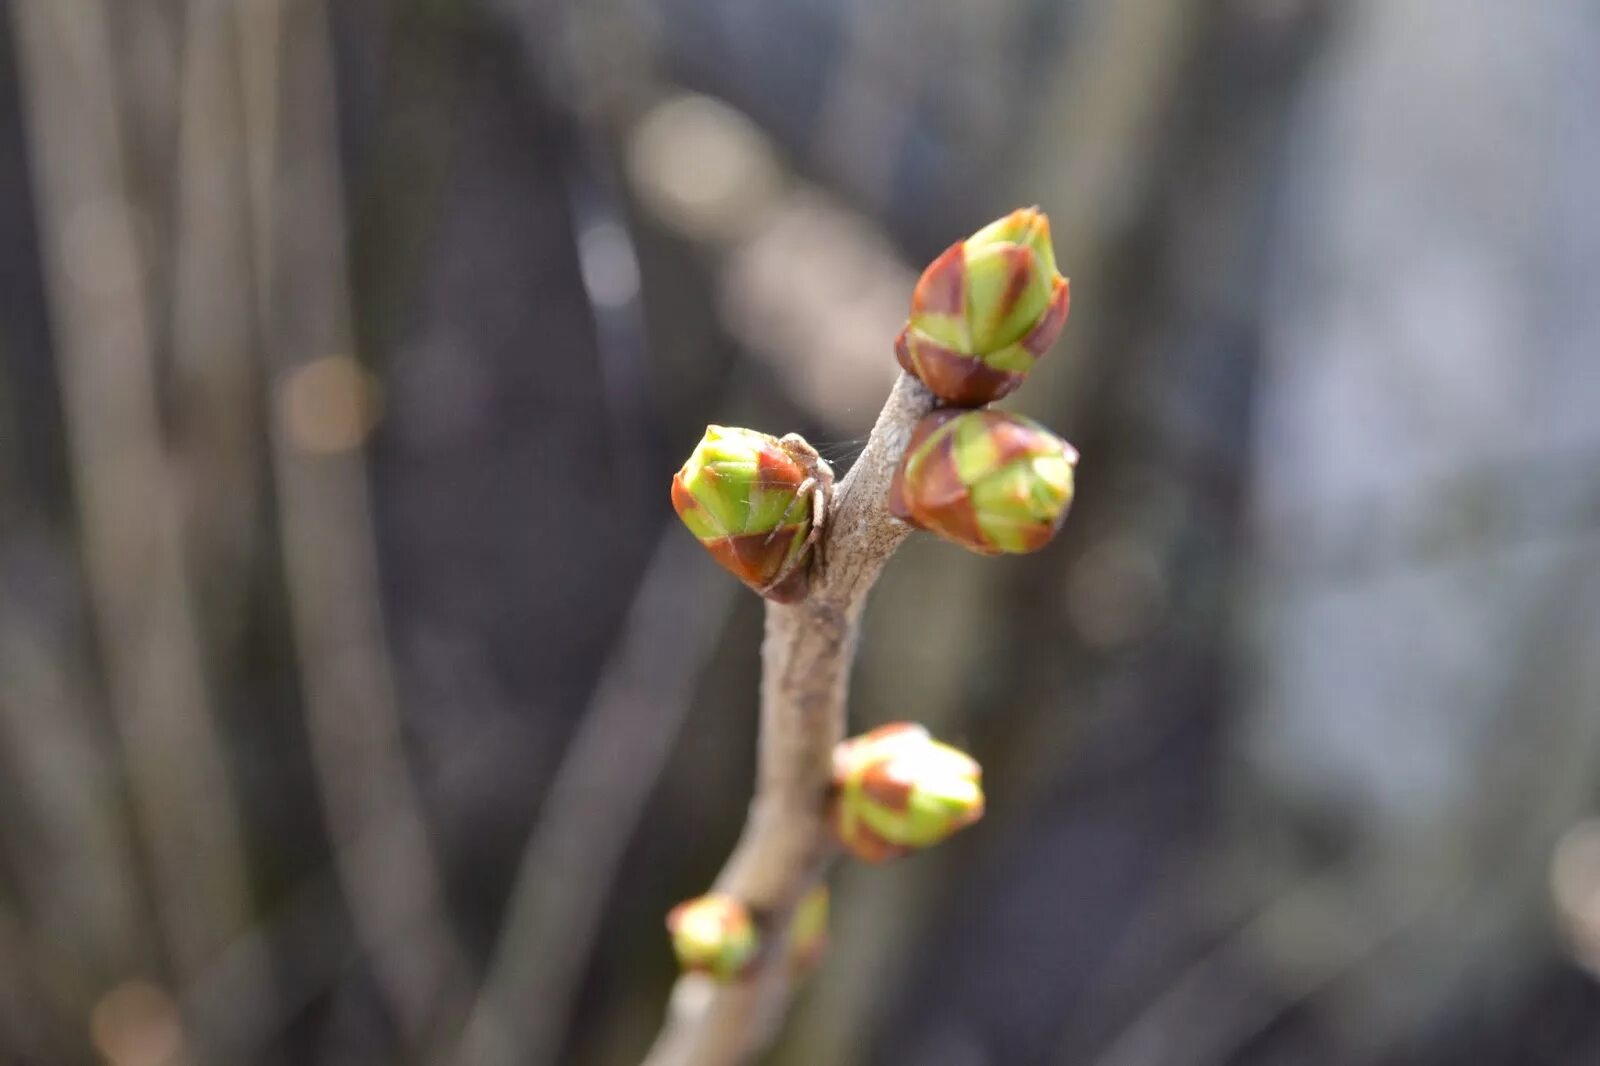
xmin=244 ymin=0 xmax=472 ymax=1053
xmin=13 ymin=0 xmax=252 ymax=1039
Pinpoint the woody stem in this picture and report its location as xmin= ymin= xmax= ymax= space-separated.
xmin=641 ymin=373 xmax=937 ymax=1066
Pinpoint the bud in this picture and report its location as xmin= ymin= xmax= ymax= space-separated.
xmin=888 ymin=409 xmax=1075 ymax=556
xmin=666 ymin=893 xmax=758 ymax=981
xmin=829 ymin=723 xmax=985 ymax=864
xmin=671 ymin=426 xmax=832 ymax=602
xmin=895 ymin=206 xmax=1071 ymax=406
xmin=786 ymin=885 xmax=830 ymax=974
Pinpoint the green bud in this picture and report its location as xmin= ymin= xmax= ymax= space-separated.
xmin=786 ymin=884 xmax=830 ymax=974
xmin=829 ymin=723 xmax=985 ymax=863
xmin=889 ymin=408 xmax=1075 ymax=557
xmin=895 ymin=206 xmax=1071 ymax=407
xmin=666 ymin=893 xmax=758 ymax=981
xmin=671 ymin=426 xmax=831 ymax=602
xmin=888 ymin=409 xmax=1076 ymax=555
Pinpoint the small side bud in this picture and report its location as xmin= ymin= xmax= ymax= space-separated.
xmin=666 ymin=893 xmax=758 ymax=981
xmin=786 ymin=885 xmax=830 ymax=974
xmin=888 ymin=409 xmax=1076 ymax=556
xmin=671 ymin=426 xmax=832 ymax=602
xmin=896 ymin=206 xmax=1071 ymax=406
xmin=829 ymin=723 xmax=985 ymax=863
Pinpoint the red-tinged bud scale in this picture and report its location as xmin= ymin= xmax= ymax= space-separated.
xmin=666 ymin=893 xmax=758 ymax=981
xmin=889 ymin=409 xmax=1076 ymax=556
xmin=829 ymin=723 xmax=985 ymax=864
xmin=671 ymin=426 xmax=832 ymax=602
xmin=895 ymin=207 xmax=1071 ymax=407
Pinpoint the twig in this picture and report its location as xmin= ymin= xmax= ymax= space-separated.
xmin=784 ymin=3 xmax=1209 ymax=1054
xmin=642 ymin=372 xmax=936 ymax=1066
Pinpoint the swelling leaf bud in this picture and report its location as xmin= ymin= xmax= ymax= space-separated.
xmin=895 ymin=206 xmax=1071 ymax=406
xmin=830 ymin=723 xmax=985 ymax=863
xmin=786 ymin=885 xmax=830 ymax=975
xmin=671 ymin=426 xmax=832 ymax=602
xmin=888 ymin=409 xmax=1076 ymax=555
xmin=666 ymin=894 xmax=758 ymax=981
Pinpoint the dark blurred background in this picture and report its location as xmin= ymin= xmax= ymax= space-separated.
xmin=4 ymin=1 xmax=1600 ymax=1064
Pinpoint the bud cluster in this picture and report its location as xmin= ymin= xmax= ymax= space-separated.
xmin=663 ymin=209 xmax=1083 ymax=987
xmin=889 ymin=208 xmax=1080 ymax=558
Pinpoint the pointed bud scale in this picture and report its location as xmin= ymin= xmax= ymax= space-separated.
xmin=671 ymin=426 xmax=832 ymax=602
xmin=786 ymin=885 xmax=830 ymax=974
xmin=829 ymin=723 xmax=985 ymax=863
xmin=666 ymin=893 xmax=758 ymax=981
xmin=888 ymin=409 xmax=1076 ymax=556
xmin=895 ymin=206 xmax=1071 ymax=406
